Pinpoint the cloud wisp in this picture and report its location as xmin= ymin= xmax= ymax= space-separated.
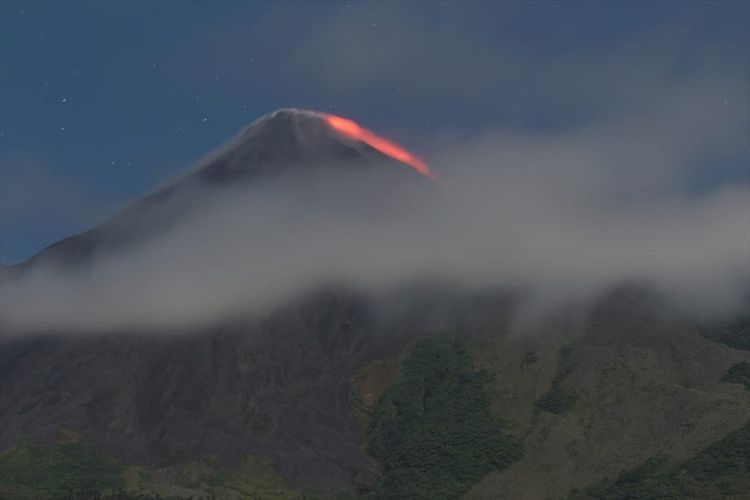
xmin=2 ymin=79 xmax=748 ymax=334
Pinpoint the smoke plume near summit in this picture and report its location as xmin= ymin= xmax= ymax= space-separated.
xmin=2 ymin=79 xmax=749 ymax=333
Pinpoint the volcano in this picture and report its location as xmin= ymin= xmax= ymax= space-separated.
xmin=0 ymin=108 xmax=442 ymax=493
xmin=14 ymin=108 xmax=431 ymax=271
xmin=2 ymin=110 xmax=749 ymax=500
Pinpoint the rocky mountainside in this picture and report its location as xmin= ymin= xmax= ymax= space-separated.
xmin=464 ymin=289 xmax=750 ymax=499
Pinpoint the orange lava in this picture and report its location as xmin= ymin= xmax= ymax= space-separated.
xmin=322 ymin=113 xmax=434 ymax=179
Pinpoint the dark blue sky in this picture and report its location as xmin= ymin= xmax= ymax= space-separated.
xmin=1 ymin=1 xmax=748 ymax=263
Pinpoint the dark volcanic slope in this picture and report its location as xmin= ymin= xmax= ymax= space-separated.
xmin=1 ymin=292 xmax=378 ymax=489
xmin=0 ymin=288 xmax=517 ymax=491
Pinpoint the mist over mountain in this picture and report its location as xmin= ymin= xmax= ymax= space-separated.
xmin=0 ymin=100 xmax=749 ymax=500
xmin=2 ymin=102 xmax=749 ymax=334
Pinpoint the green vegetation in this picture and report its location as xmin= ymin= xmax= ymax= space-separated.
xmin=568 ymin=341 xmax=750 ymax=500
xmin=0 ymin=440 xmax=124 ymax=499
xmin=702 ymin=314 xmax=750 ymax=351
xmin=535 ymin=386 xmax=576 ymax=415
xmin=721 ymin=361 xmax=750 ymax=391
xmin=521 ymin=350 xmax=539 ymax=367
xmin=568 ymin=456 xmax=676 ymax=500
xmin=210 ymin=454 xmax=301 ymax=499
xmin=568 ymin=419 xmax=750 ymax=499
xmin=0 ymin=439 xmax=299 ymax=500
xmin=535 ymin=343 xmax=577 ymax=414
xmin=350 ymin=359 xmax=401 ymax=430
xmin=301 ymin=492 xmax=358 ymax=500
xmin=364 ymin=336 xmax=523 ymax=499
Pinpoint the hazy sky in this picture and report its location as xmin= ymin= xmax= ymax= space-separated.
xmin=1 ymin=1 xmax=748 ymax=263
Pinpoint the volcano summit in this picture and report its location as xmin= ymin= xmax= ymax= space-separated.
xmin=6 ymin=109 xmax=431 ymax=272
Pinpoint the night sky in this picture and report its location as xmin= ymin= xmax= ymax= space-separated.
xmin=1 ymin=1 xmax=748 ymax=263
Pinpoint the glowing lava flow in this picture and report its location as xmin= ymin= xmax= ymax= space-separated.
xmin=322 ymin=113 xmax=435 ymax=179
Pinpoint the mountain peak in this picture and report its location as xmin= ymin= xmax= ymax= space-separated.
xmin=195 ymin=108 xmax=433 ymax=183
xmin=14 ymin=109 xmax=431 ymax=269
xmin=196 ymin=108 xmax=372 ymax=183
